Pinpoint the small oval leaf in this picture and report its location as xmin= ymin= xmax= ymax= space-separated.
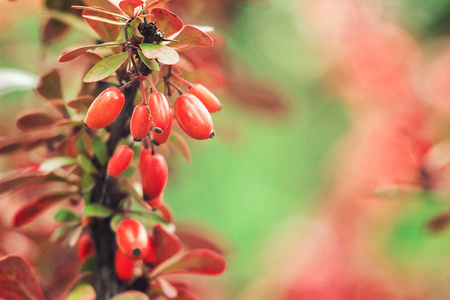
xmin=168 ymin=25 xmax=213 ymax=51
xmin=83 ymin=9 xmax=122 ymax=42
xmin=39 ymin=156 xmax=77 ymax=173
xmin=54 ymin=208 xmax=81 ymax=223
xmin=83 ymin=52 xmax=128 ymax=83
xmin=119 ymin=0 xmax=144 ymax=18
xmin=16 ymin=112 xmax=58 ymax=132
xmin=13 ymin=191 xmax=77 ymax=227
xmin=67 ymin=95 xmax=94 ymax=111
xmin=60 ymin=42 xmax=123 ymax=63
xmin=169 ymin=131 xmax=191 ymax=163
xmin=138 ymin=50 xmax=160 ymax=71
xmin=77 ymin=155 xmax=97 ymax=173
xmin=84 ymin=203 xmax=113 ymax=218
xmin=151 ymin=8 xmax=183 ymax=38
xmin=140 ymin=43 xmax=179 ymax=65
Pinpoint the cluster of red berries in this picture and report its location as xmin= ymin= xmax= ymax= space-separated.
xmin=84 ymin=82 xmax=220 ymax=141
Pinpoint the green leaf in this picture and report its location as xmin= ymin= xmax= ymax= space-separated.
xmin=67 ymin=283 xmax=96 ymax=300
xmin=77 ymin=155 xmax=97 ymax=173
xmin=64 ymin=225 xmax=83 ymax=247
xmin=83 ymin=52 xmax=128 ymax=83
xmin=54 ymin=208 xmax=81 ymax=223
xmin=137 ymin=50 xmax=160 ymax=71
xmin=39 ymin=156 xmax=77 ymax=173
xmin=51 ymin=224 xmax=78 ymax=242
xmin=91 ymin=138 xmax=108 ymax=165
xmin=140 ymin=43 xmax=179 ymax=65
xmin=84 ymin=203 xmax=113 ymax=218
xmin=110 ymin=213 xmax=125 ymax=232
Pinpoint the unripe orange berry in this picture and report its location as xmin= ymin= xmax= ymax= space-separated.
xmin=107 ymin=145 xmax=134 ymax=177
xmin=148 ymin=92 xmax=171 ymax=133
xmin=153 ymin=113 xmax=172 ymax=145
xmin=85 ymin=87 xmax=125 ymax=129
xmin=174 ymin=93 xmax=214 ymax=140
xmin=189 ymin=84 xmax=221 ymax=113
xmin=115 ymin=249 xmax=135 ymax=281
xmin=130 ymin=104 xmax=151 ymax=141
xmin=140 ymin=153 xmax=168 ymax=200
xmin=116 ymin=219 xmax=149 ymax=259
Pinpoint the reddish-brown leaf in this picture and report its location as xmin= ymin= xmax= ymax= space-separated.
xmin=169 ymin=131 xmax=191 ymax=163
xmin=59 ymin=42 xmax=123 ymax=63
xmin=0 ymin=132 xmax=65 ymax=155
xmin=84 ymin=51 xmax=104 ymax=64
xmin=42 ymin=18 xmax=70 ymax=44
xmin=0 ymin=255 xmax=45 ymax=300
xmin=83 ymin=9 xmax=122 ymax=42
xmin=67 ymin=95 xmax=95 ymax=111
xmin=151 ymin=8 xmax=183 ymax=38
xmin=13 ymin=191 xmax=77 ymax=227
xmin=152 ymin=249 xmax=226 ymax=277
xmin=81 ymin=1 xmax=124 ymax=14
xmin=36 ymin=69 xmax=70 ymax=118
xmin=172 ymin=290 xmax=200 ymax=300
xmin=428 ymin=211 xmax=450 ymax=233
xmin=153 ymin=224 xmax=181 ymax=265
xmin=168 ymin=25 xmax=213 ymax=51
xmin=16 ymin=112 xmax=59 ymax=132
xmin=119 ymin=0 xmax=144 ymax=18
xmin=176 ymin=223 xmax=228 ymax=255
xmin=37 ymin=69 xmax=63 ymax=99
xmin=141 ymin=0 xmax=171 ymax=13
xmin=158 ymin=201 xmax=174 ymax=223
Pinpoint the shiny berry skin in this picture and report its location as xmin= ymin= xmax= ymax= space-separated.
xmin=107 ymin=145 xmax=134 ymax=177
xmin=77 ymin=233 xmax=95 ymax=261
xmin=152 ymin=113 xmax=172 ymax=145
xmin=85 ymin=87 xmax=125 ymax=129
xmin=147 ymin=193 xmax=163 ymax=208
xmin=142 ymin=235 xmax=156 ymax=265
xmin=130 ymin=104 xmax=151 ymax=141
xmin=140 ymin=153 xmax=168 ymax=200
xmin=115 ymin=249 xmax=135 ymax=281
xmin=174 ymin=93 xmax=214 ymax=140
xmin=189 ymin=84 xmax=221 ymax=113
xmin=116 ymin=219 xmax=149 ymax=259
xmin=148 ymin=92 xmax=171 ymax=133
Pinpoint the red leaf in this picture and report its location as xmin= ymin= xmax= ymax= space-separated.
xmin=119 ymin=0 xmax=144 ymax=18
xmin=176 ymin=223 xmax=228 ymax=255
xmin=158 ymin=201 xmax=174 ymax=223
xmin=36 ymin=69 xmax=69 ymax=118
xmin=83 ymin=9 xmax=122 ymax=42
xmin=151 ymin=8 xmax=183 ymax=38
xmin=0 ymin=255 xmax=45 ymax=300
xmin=152 ymin=249 xmax=226 ymax=277
xmin=0 ymin=132 xmax=65 ymax=155
xmin=168 ymin=25 xmax=213 ymax=51
xmin=153 ymin=224 xmax=181 ymax=265
xmin=172 ymin=290 xmax=200 ymax=300
xmin=141 ymin=0 xmax=171 ymax=13
xmin=42 ymin=18 xmax=70 ymax=44
xmin=59 ymin=42 xmax=123 ymax=63
xmin=157 ymin=277 xmax=178 ymax=298
xmin=67 ymin=96 xmax=95 ymax=112
xmin=16 ymin=112 xmax=59 ymax=132
xmin=13 ymin=191 xmax=77 ymax=227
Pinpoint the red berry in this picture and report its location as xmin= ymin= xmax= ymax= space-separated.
xmin=147 ymin=193 xmax=163 ymax=208
xmin=107 ymin=145 xmax=134 ymax=178
xmin=140 ymin=153 xmax=168 ymax=200
xmin=130 ymin=104 xmax=151 ymax=141
xmin=189 ymin=84 xmax=221 ymax=113
xmin=153 ymin=113 xmax=172 ymax=145
xmin=115 ymin=249 xmax=135 ymax=281
xmin=174 ymin=93 xmax=214 ymax=140
xmin=148 ymin=92 xmax=171 ymax=133
xmin=85 ymin=87 xmax=125 ymax=129
xmin=116 ymin=219 xmax=149 ymax=259
xmin=77 ymin=233 xmax=95 ymax=261
xmin=142 ymin=235 xmax=156 ymax=265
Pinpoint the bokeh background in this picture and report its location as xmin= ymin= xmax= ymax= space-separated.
xmin=3 ymin=0 xmax=450 ymax=299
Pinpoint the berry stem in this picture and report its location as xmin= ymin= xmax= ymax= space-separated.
xmin=170 ymin=72 xmax=193 ymax=88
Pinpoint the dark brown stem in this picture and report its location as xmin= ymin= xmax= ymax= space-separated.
xmin=90 ymin=61 xmax=151 ymax=300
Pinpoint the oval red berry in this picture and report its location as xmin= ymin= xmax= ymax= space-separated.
xmin=174 ymin=93 xmax=214 ymax=140
xmin=115 ymin=249 xmax=135 ymax=281
xmin=148 ymin=92 xmax=171 ymax=133
xmin=140 ymin=153 xmax=168 ymax=200
xmin=189 ymin=84 xmax=221 ymax=113
xmin=153 ymin=113 xmax=172 ymax=145
xmin=116 ymin=218 xmax=149 ymax=259
xmin=107 ymin=145 xmax=134 ymax=177
xmin=130 ymin=104 xmax=151 ymax=141
xmin=85 ymin=87 xmax=125 ymax=129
